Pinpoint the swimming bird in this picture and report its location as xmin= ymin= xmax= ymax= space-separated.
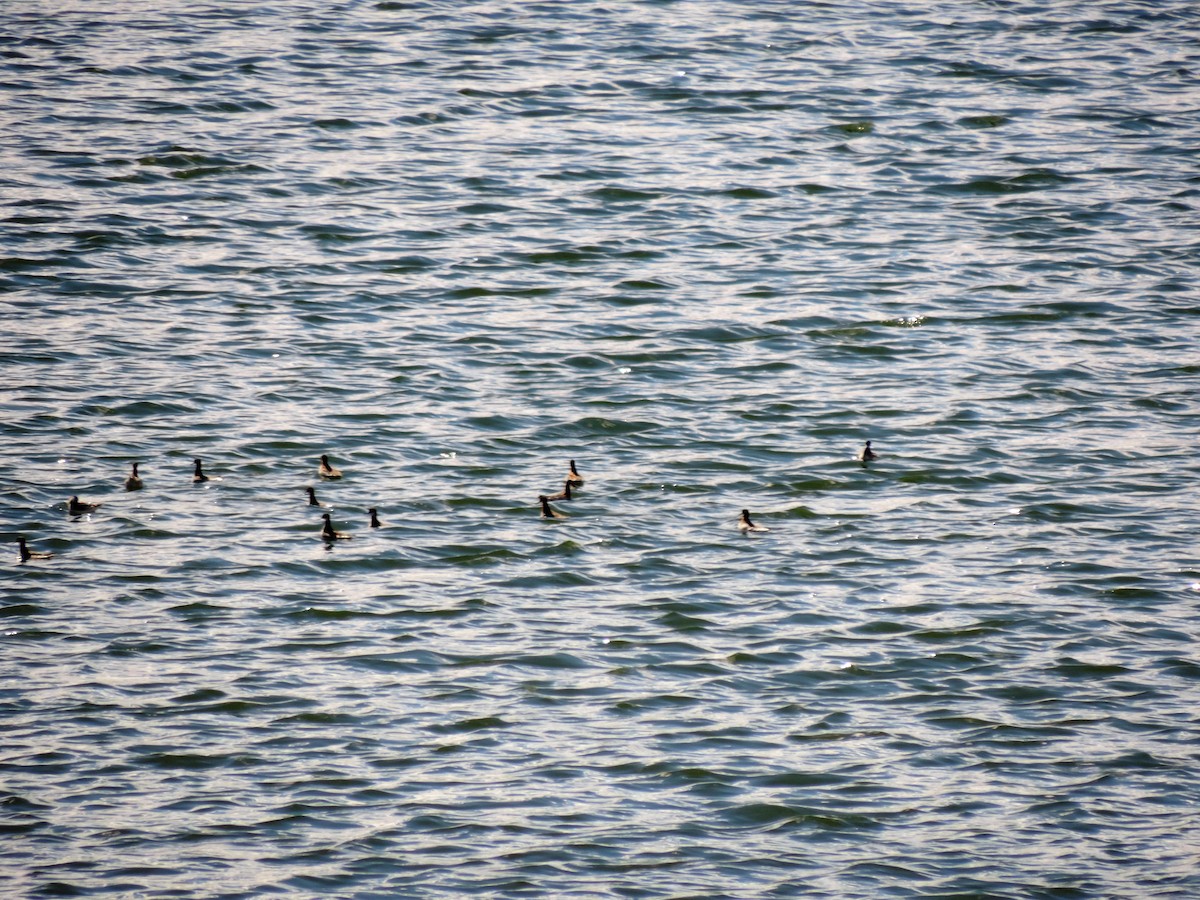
xmin=306 ymin=486 xmax=323 ymax=507
xmin=320 ymin=512 xmax=351 ymax=541
xmin=738 ymin=509 xmax=770 ymax=533
xmin=68 ymin=495 xmax=101 ymax=516
xmin=545 ymin=480 xmax=573 ymax=502
xmin=17 ymin=537 xmax=53 ymax=562
xmin=192 ymin=458 xmax=208 ymax=483
xmin=860 ymin=440 xmax=877 ymax=463
xmin=318 ymin=454 xmax=342 ymax=479
xmin=369 ymin=508 xmax=382 ymax=528
xmin=566 ymin=459 xmax=584 ymax=487
xmin=124 ymin=462 xmax=143 ymax=491
xmin=539 ymin=495 xmax=567 ymax=519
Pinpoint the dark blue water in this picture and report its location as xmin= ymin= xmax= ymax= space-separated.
xmin=3 ymin=2 xmax=1200 ymax=897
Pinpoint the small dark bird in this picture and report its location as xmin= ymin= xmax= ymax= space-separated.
xmin=68 ymin=495 xmax=100 ymax=516
xmin=192 ymin=458 xmax=208 ymax=483
xmin=320 ymin=512 xmax=351 ymax=541
xmin=306 ymin=486 xmax=323 ymax=507
xmin=17 ymin=537 xmax=53 ymax=562
xmin=318 ymin=454 xmax=342 ymax=479
xmin=368 ymin=508 xmax=382 ymax=528
xmin=566 ymin=459 xmax=584 ymax=486
xmin=545 ymin=480 xmax=573 ymax=502
xmin=737 ymin=509 xmax=770 ymax=533
xmin=124 ymin=462 xmax=143 ymax=491
xmin=538 ymin=495 xmax=567 ymax=519
xmin=860 ymin=440 xmax=877 ymax=463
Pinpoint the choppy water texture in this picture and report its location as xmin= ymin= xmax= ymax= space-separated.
xmin=3 ymin=1 xmax=1200 ymax=897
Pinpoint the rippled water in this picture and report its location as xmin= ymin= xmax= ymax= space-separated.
xmin=3 ymin=1 xmax=1200 ymax=897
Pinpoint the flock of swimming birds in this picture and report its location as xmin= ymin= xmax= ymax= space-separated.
xmin=13 ymin=443 xmax=880 ymax=563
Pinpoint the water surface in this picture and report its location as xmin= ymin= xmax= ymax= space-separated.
xmin=2 ymin=1 xmax=1199 ymax=897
